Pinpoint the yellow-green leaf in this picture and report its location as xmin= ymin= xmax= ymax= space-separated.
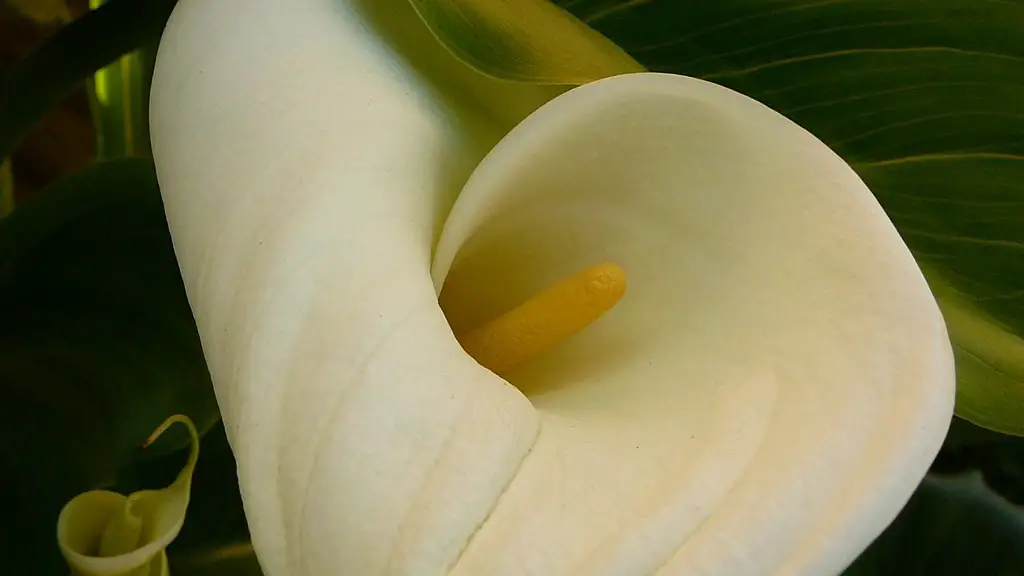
xmin=924 ymin=274 xmax=1024 ymax=436
xmin=406 ymin=0 xmax=643 ymax=83
xmin=57 ymin=415 xmax=200 ymax=576
xmin=87 ymin=0 xmax=155 ymax=158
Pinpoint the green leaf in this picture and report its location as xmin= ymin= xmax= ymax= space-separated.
xmin=57 ymin=415 xmax=199 ymax=576
xmin=920 ymin=272 xmax=1024 ymax=436
xmin=406 ymin=0 xmax=642 ymax=83
xmin=0 ymin=158 xmax=217 ymax=575
xmin=553 ymin=0 xmax=1024 ymax=434
xmin=0 ymin=0 xmax=177 ymax=162
xmin=844 ymin=473 xmax=1024 ymax=575
xmin=87 ymin=44 xmax=158 ymax=159
xmin=87 ymin=0 xmax=158 ymax=159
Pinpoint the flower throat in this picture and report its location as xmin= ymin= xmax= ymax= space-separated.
xmin=456 ymin=262 xmax=627 ymax=377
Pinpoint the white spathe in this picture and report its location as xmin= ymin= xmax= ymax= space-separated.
xmin=149 ymin=0 xmax=955 ymax=575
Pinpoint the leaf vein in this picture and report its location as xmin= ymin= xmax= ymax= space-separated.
xmin=702 ymin=47 xmax=1024 ymax=81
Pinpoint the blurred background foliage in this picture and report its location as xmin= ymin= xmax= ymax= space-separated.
xmin=1 ymin=0 xmax=1023 ymax=574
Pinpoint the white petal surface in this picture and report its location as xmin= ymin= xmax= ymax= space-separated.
xmin=432 ymin=73 xmax=955 ymax=575
xmin=150 ymin=0 xmax=955 ymax=574
xmin=149 ymin=0 xmax=565 ymax=574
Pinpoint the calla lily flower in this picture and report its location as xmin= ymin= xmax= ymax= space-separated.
xmin=57 ymin=415 xmax=199 ymax=576
xmin=149 ymin=0 xmax=956 ymax=574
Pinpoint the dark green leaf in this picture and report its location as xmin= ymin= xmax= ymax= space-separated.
xmin=844 ymin=473 xmax=1024 ymax=575
xmin=165 ymin=424 xmax=252 ymax=560
xmin=554 ymin=0 xmax=1024 ymax=434
xmin=0 ymin=0 xmax=177 ymax=161
xmin=122 ymin=422 xmax=262 ymax=575
xmin=935 ymin=417 xmax=1024 ymax=505
xmin=940 ymin=416 xmax=1016 ymax=454
xmin=0 ymin=158 xmax=216 ymax=575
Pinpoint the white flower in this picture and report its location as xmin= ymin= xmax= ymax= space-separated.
xmin=57 ymin=416 xmax=199 ymax=576
xmin=149 ymin=0 xmax=955 ymax=574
